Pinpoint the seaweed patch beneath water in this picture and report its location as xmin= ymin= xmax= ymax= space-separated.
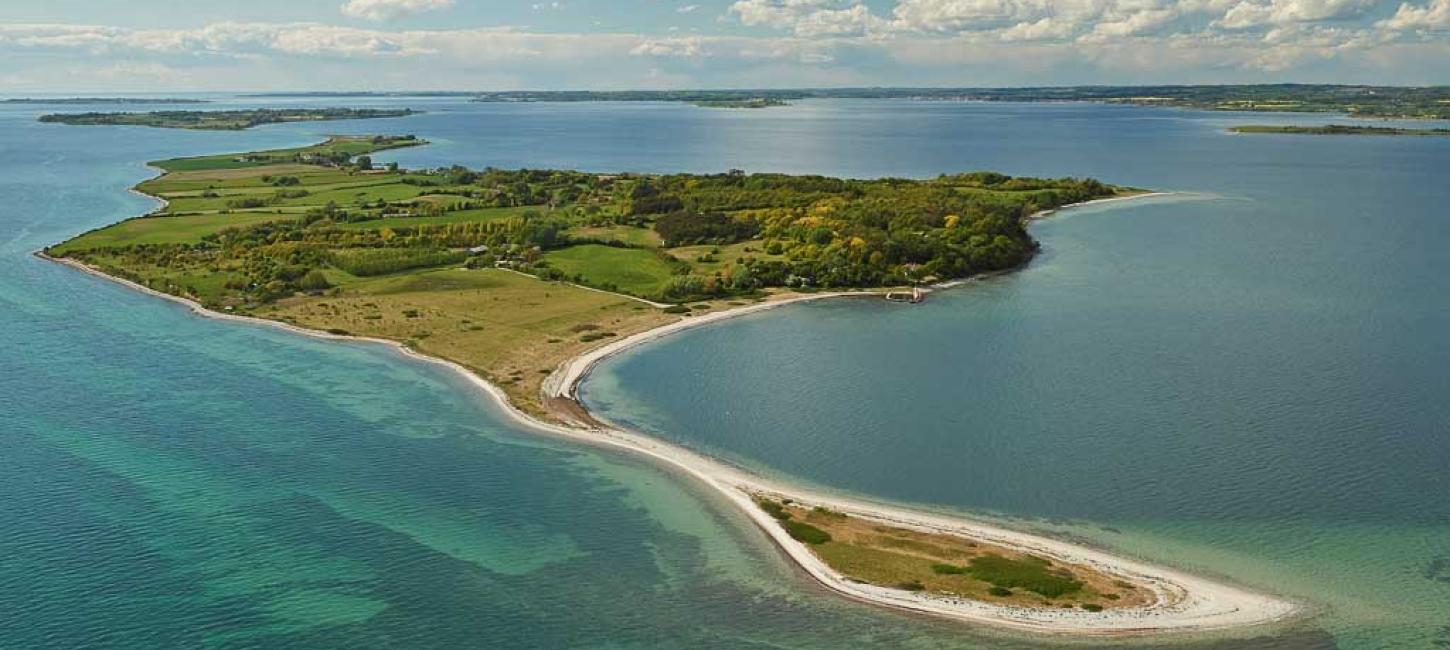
xmin=1424 ymin=557 xmax=1450 ymax=584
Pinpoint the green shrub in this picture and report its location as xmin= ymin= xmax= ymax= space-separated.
xmin=966 ymin=555 xmax=1083 ymax=598
xmin=297 ymin=269 xmax=332 ymax=291
xmin=755 ymin=498 xmax=790 ymax=521
xmin=988 ymin=586 xmax=1013 ymax=597
xmin=783 ymin=521 xmax=831 ymax=545
xmin=897 ymin=580 xmax=925 ymax=592
xmin=662 ymin=304 xmax=691 ymax=314
xmin=1081 ymin=603 xmax=1104 ymax=612
xmin=811 ymin=506 xmax=847 ymax=520
xmin=931 ymin=563 xmax=967 ymax=575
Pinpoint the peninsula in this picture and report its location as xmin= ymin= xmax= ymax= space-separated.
xmin=38 ymin=107 xmax=418 ymax=130
xmin=44 ymin=135 xmax=1297 ymax=634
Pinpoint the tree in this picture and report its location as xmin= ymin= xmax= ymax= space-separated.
xmin=297 ymin=269 xmax=332 ymax=292
xmin=355 ymin=156 xmax=373 ymax=171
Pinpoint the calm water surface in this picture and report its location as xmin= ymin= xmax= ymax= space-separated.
xmin=1 ymin=98 xmax=1439 ymax=649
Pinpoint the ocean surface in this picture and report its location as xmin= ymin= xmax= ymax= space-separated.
xmin=1 ymin=97 xmax=1444 ymax=649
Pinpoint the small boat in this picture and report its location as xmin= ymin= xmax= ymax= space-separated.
xmin=884 ymin=286 xmax=924 ymax=303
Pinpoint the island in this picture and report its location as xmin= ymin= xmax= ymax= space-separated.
xmin=1229 ymin=124 xmax=1450 ymax=136
xmin=41 ymin=135 xmax=1297 ymax=634
xmin=693 ymin=98 xmax=790 ymax=109
xmin=4 ymin=97 xmax=209 ymax=104
xmin=37 ymin=108 xmax=419 ymax=130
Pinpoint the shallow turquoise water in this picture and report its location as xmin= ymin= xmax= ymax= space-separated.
xmin=0 ymin=98 xmax=1431 ymax=649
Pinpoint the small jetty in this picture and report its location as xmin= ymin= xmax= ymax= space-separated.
xmin=884 ymin=286 xmax=924 ymax=304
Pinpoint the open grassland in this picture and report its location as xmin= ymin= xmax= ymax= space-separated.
xmin=262 ymin=269 xmax=672 ymax=414
xmin=755 ymin=498 xmax=1151 ymax=611
xmin=565 ymin=224 xmax=664 ymax=247
xmin=51 ymin=212 xmax=299 ymax=254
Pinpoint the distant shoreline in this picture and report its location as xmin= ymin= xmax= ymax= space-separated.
xmin=1229 ymin=124 xmax=1450 ymax=136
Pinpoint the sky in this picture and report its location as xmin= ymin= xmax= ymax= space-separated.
xmin=1 ymin=0 xmax=1447 ymax=91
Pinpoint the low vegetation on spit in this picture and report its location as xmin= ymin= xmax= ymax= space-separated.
xmin=753 ymin=497 xmax=1149 ymax=610
xmin=47 ymin=133 xmax=1127 ymax=416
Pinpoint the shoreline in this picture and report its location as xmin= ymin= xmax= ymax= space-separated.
xmin=36 ymin=189 xmax=1299 ymax=636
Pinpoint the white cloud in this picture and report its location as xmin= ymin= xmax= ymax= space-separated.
xmin=1377 ymin=0 xmax=1450 ymax=30
xmin=724 ymin=0 xmax=1425 ymax=45
xmin=678 ymin=4 xmax=700 ymax=13
xmin=997 ymin=17 xmax=1076 ymax=41
xmin=340 ymin=0 xmax=455 ymax=22
xmin=729 ymin=0 xmax=885 ymax=37
xmin=889 ymin=0 xmax=1052 ymax=33
xmin=1218 ymin=0 xmax=1377 ymax=29
xmin=632 ymin=36 xmax=705 ymax=56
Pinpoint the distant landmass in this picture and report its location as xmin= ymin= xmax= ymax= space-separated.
xmin=692 ymin=98 xmax=790 ymax=109
xmin=241 ymin=91 xmax=476 ymax=98
xmin=4 ymin=97 xmax=209 ymax=105
xmin=38 ymin=108 xmax=420 ymax=131
xmin=469 ymin=85 xmax=1450 ymax=119
xmin=1230 ymin=124 xmax=1450 ymax=136
xmin=217 ymin=85 xmax=1450 ymax=119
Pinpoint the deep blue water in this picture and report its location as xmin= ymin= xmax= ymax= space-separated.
xmin=1 ymin=97 xmax=1439 ymax=649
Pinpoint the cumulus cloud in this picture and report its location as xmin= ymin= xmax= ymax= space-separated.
xmin=1377 ymin=0 xmax=1450 ymax=30
xmin=1217 ymin=0 xmax=1378 ymax=29
xmin=729 ymin=0 xmax=885 ymax=37
xmin=632 ymin=36 xmax=705 ymax=57
xmin=340 ymin=0 xmax=455 ymax=22
xmin=888 ymin=0 xmax=1052 ymax=33
xmin=723 ymin=0 xmax=1435 ymax=47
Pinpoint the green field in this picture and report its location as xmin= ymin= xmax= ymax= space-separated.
xmin=335 ymin=207 xmax=533 ymax=231
xmin=51 ymin=212 xmax=301 ymax=254
xmin=566 ymin=224 xmax=663 ymax=247
xmin=541 ymin=245 xmax=680 ymax=298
